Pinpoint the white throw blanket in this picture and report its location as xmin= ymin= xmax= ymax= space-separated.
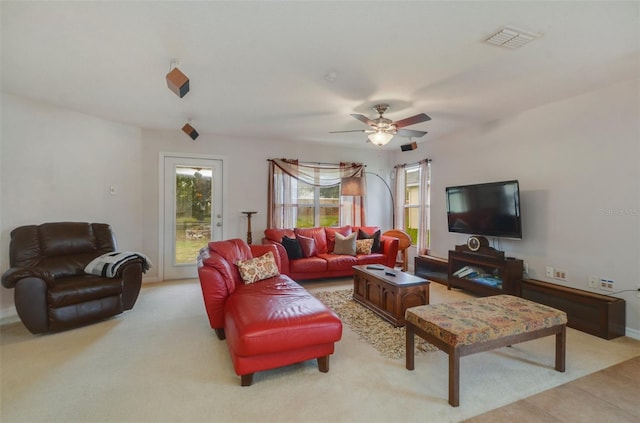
xmin=85 ymin=251 xmax=152 ymax=278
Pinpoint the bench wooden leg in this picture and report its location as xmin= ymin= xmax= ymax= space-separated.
xmin=406 ymin=324 xmax=415 ymax=371
xmin=317 ymin=355 xmax=330 ymax=373
xmin=555 ymin=325 xmax=566 ymax=372
xmin=241 ymin=373 xmax=254 ymax=386
xmin=449 ymin=347 xmax=460 ymax=407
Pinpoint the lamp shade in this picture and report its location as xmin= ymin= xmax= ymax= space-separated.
xmin=368 ymin=131 xmax=393 ymax=146
xmin=340 ymin=176 xmax=365 ymax=196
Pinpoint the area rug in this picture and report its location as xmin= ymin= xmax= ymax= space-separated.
xmin=314 ymin=288 xmax=438 ymax=359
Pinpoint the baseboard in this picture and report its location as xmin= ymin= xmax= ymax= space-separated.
xmin=0 ymin=305 xmax=19 ymax=325
xmin=142 ymin=275 xmax=161 ymax=283
xmin=625 ymin=326 xmax=640 ymax=340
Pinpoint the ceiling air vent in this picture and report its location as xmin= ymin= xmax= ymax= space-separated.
xmin=485 ymin=26 xmax=541 ymax=49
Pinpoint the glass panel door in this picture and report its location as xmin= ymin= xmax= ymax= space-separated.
xmin=163 ymin=156 xmax=223 ymax=279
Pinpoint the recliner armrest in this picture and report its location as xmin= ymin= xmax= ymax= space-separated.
xmin=1 ymin=267 xmax=55 ymax=289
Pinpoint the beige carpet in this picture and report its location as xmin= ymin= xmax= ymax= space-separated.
xmin=1 ymin=278 xmax=639 ymax=423
xmin=313 ymin=288 xmax=438 ymax=359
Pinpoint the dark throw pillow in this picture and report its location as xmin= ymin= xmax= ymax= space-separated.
xmin=281 ymin=236 xmax=303 ymax=260
xmin=358 ymin=229 xmax=381 ymax=253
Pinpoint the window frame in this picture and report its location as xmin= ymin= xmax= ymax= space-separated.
xmin=403 ymin=164 xmax=421 ymax=245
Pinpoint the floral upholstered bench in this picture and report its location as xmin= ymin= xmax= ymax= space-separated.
xmin=405 ymin=295 xmax=567 ymax=406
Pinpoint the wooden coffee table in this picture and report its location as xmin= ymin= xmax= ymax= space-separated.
xmin=352 ymin=265 xmax=430 ymax=327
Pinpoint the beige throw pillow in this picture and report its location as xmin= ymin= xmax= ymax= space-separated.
xmin=333 ymin=232 xmax=357 ymax=256
xmin=236 ymin=251 xmax=279 ymax=284
xmin=356 ymin=238 xmax=374 ymax=255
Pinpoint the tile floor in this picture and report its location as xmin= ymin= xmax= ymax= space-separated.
xmin=465 ymin=356 xmax=640 ymax=422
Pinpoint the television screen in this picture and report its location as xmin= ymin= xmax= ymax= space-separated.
xmin=446 ymin=180 xmax=522 ymax=239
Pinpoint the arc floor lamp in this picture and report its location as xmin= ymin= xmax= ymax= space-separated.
xmin=341 ymin=172 xmax=395 ymax=229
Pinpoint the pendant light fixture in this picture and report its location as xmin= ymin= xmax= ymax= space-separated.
xmin=368 ymin=130 xmax=393 ymax=146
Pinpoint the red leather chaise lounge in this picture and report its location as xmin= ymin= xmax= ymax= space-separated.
xmin=197 ymin=239 xmax=343 ymax=386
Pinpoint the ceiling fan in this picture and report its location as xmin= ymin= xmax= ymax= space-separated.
xmin=330 ymin=103 xmax=431 ymax=146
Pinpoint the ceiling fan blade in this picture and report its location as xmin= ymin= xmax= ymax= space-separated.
xmin=329 ymin=129 xmax=367 ymax=133
xmin=350 ymin=114 xmax=376 ymax=126
xmin=395 ymin=128 xmax=427 ymax=138
xmin=393 ymin=113 xmax=431 ymax=128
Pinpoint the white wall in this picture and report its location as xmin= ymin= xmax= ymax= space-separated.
xmin=140 ymin=129 xmax=395 ymax=280
xmin=2 ymin=78 xmax=639 ymax=335
xmin=0 ymin=93 xmax=143 ymax=315
xmin=0 ymin=93 xmax=395 ymax=317
xmin=396 ymin=78 xmax=640 ymax=336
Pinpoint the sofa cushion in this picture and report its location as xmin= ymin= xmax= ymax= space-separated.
xmin=357 ymin=228 xmax=381 ymax=253
xmin=224 ymin=277 xmax=342 ymax=356
xmin=290 ymin=256 xmax=327 ymax=274
xmin=333 ymin=232 xmax=357 ymax=255
xmin=281 ymin=236 xmax=303 ymax=260
xmin=295 ymin=227 xmax=328 ymax=254
xmin=321 ymin=254 xmax=358 ymax=271
xmin=355 ymin=253 xmax=387 ymax=266
xmin=297 ymin=234 xmax=317 ymax=258
xmin=356 ymin=238 xmax=373 ymax=255
xmin=324 ymin=226 xmax=352 ymax=253
xmin=236 ymin=251 xmax=280 ymax=284
xmin=48 ymin=275 xmax=123 ymax=307
xmin=263 ymin=228 xmax=296 ymax=243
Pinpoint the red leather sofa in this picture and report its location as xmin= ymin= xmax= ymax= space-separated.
xmin=197 ymin=239 xmax=343 ymax=386
xmin=262 ymin=225 xmax=399 ymax=280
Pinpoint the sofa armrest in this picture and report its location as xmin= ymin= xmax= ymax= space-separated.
xmin=1 ymin=267 xmax=55 ymax=289
xmin=197 ymin=248 xmax=233 ymax=331
xmin=261 ymin=238 xmax=291 ymax=276
xmin=379 ymin=235 xmax=400 ymax=268
xmin=249 ymin=244 xmax=282 ymax=273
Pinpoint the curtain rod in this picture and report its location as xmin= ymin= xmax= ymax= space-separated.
xmin=267 ymin=159 xmax=361 ymax=166
xmin=393 ymin=158 xmax=431 ymax=169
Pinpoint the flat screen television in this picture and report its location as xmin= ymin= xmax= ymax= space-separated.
xmin=446 ymin=180 xmax=522 ymax=239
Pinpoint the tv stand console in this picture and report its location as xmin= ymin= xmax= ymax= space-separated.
xmin=448 ymin=244 xmax=523 ymax=296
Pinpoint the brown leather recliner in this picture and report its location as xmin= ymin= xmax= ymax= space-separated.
xmin=1 ymin=222 xmax=144 ymax=334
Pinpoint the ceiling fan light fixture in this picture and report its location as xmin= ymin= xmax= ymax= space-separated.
xmin=368 ymin=131 xmax=393 ymax=146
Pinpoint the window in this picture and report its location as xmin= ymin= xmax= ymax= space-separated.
xmin=403 ymin=165 xmax=420 ymax=244
xmin=268 ymin=159 xmax=364 ymax=229
xmin=297 ymin=182 xmax=340 ymax=228
xmin=395 ymin=159 xmax=430 ymax=254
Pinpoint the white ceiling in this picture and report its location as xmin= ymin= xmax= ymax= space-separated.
xmin=2 ymin=1 xmax=639 ymax=149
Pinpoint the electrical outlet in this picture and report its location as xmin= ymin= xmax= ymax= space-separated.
xmin=554 ymin=269 xmax=567 ymax=281
xmin=599 ymin=278 xmax=614 ymax=292
xmin=545 ymin=267 xmax=554 ymax=278
xmin=588 ymin=276 xmax=598 ymax=288
xmin=523 ymin=262 xmax=529 ymax=274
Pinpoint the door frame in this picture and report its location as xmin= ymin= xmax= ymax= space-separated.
xmin=158 ymin=152 xmax=227 ymax=281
